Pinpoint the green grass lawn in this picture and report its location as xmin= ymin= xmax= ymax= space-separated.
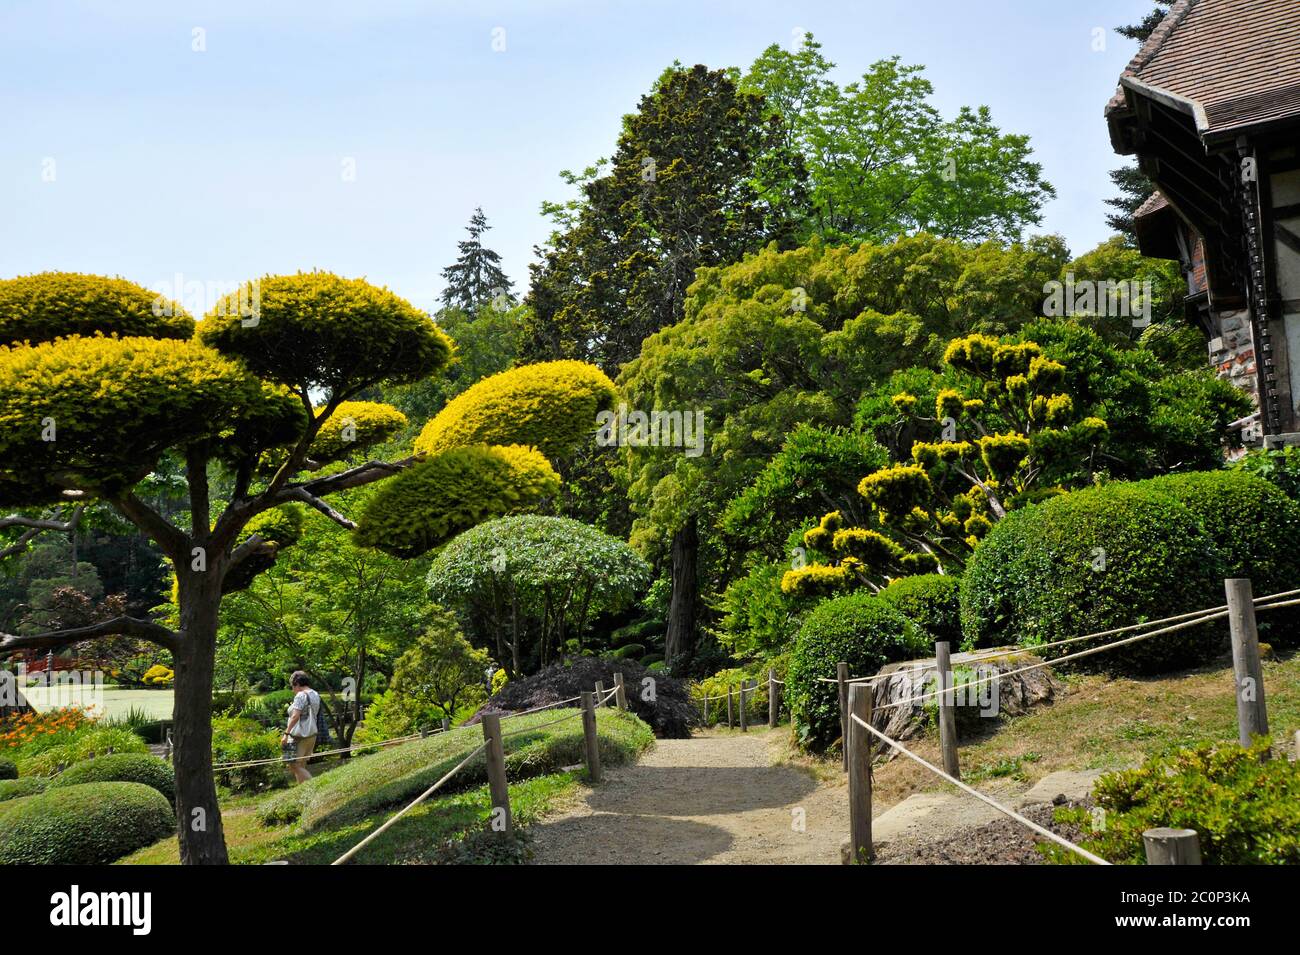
xmin=119 ymin=707 xmax=654 ymax=865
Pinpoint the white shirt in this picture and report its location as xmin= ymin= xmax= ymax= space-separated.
xmin=288 ymin=688 xmax=320 ymax=738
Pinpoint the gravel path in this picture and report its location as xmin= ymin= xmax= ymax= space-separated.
xmin=528 ymin=728 xmax=850 ymax=865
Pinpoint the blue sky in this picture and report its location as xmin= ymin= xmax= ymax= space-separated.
xmin=1 ymin=1 xmax=1157 ymax=313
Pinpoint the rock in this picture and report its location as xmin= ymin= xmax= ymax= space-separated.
xmin=867 ymin=648 xmax=1063 ymax=752
xmin=1017 ymin=769 xmax=1106 ymax=807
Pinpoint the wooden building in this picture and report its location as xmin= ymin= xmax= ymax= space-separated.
xmin=1107 ymin=0 xmax=1300 ymax=444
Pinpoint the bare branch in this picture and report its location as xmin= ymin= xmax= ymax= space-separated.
xmin=285 ymin=488 xmax=357 ymax=530
xmin=0 ymin=616 xmax=180 ymax=655
xmin=0 ymin=505 xmax=85 ymax=534
xmin=286 ymin=454 xmax=424 ymax=499
xmin=0 ymin=505 xmax=86 ymax=561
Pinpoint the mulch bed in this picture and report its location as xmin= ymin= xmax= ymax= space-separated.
xmin=877 ymin=799 xmax=1096 ymax=865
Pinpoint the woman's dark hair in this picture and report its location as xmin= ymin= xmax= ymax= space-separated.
xmin=290 ymin=670 xmax=310 ymax=688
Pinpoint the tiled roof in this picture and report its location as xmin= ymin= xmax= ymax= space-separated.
xmin=1106 ymin=0 xmax=1300 ymax=136
xmin=1134 ymin=190 xmax=1169 ymax=219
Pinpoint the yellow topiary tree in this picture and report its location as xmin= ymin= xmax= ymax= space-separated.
xmin=783 ymin=333 xmax=1106 ymax=597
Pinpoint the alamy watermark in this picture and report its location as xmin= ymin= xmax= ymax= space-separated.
xmin=150 ymin=273 xmax=261 ymax=326
xmin=1043 ymin=272 xmax=1153 ymax=329
xmin=595 ymin=403 xmax=706 ymax=458
xmin=0 ymin=664 xmax=104 ymax=712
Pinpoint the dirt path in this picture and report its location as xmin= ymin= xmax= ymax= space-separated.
xmin=528 ymin=728 xmax=849 ymax=864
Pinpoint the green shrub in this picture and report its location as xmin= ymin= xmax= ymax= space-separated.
xmin=961 ymin=482 xmax=1226 ymax=673
xmin=1047 ymin=739 xmax=1300 ymax=865
xmin=877 ymin=574 xmax=963 ymax=648
xmin=0 ymin=758 xmax=15 ymax=780
xmin=51 ymin=753 xmax=175 ymax=805
xmin=1232 ymin=444 xmax=1300 ymax=501
xmin=610 ymin=618 xmax=664 ymax=647
xmin=19 ymin=726 xmax=149 ymax=777
xmin=0 ymin=271 xmax=194 ymax=345
xmin=0 ymin=777 xmax=46 ymax=802
xmin=608 ymin=643 xmax=645 ymax=660
xmin=354 ymin=444 xmax=560 ymax=558
xmin=787 ymin=593 xmax=927 ymax=750
xmin=0 ymin=781 xmax=175 ymax=864
xmin=1144 ymin=470 xmax=1300 ymax=645
xmin=211 ymin=717 xmax=285 ymax=792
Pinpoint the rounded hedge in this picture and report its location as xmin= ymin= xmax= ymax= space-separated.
xmin=50 ymin=753 xmax=175 ymax=805
xmin=787 ymin=592 xmax=928 ymax=751
xmin=0 ymin=335 xmax=302 ymax=506
xmin=198 ymin=272 xmax=453 ymax=395
xmin=310 ymin=401 xmax=408 ymax=462
xmin=878 ymin=574 xmax=963 ymax=648
xmin=0 ymin=782 xmax=174 ymax=864
xmin=354 ymin=444 xmax=560 ymax=558
xmin=1144 ymin=470 xmax=1300 ymax=646
xmin=0 ymin=271 xmax=194 ymax=345
xmin=0 ymin=777 xmax=48 ymax=802
xmin=414 ymin=360 xmax=617 ymax=462
xmin=0 ymin=758 xmax=15 ymax=780
xmin=961 ymin=482 xmax=1227 ymax=673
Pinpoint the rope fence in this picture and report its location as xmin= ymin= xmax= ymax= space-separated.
xmin=326 ymin=678 xmax=628 ymax=865
xmin=838 ymin=577 xmax=1290 ymax=866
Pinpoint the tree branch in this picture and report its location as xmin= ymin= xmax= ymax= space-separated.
xmin=285 ymin=488 xmax=357 ymax=530
xmin=0 ymin=616 xmax=180 ymax=655
xmin=281 ymin=454 xmax=424 ymax=500
xmin=0 ymin=505 xmax=86 ymax=561
xmin=112 ymin=492 xmax=189 ymax=563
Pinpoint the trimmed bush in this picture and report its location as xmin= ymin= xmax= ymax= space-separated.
xmin=0 ymin=758 xmax=15 ymax=780
xmin=961 ymin=482 xmax=1227 ymax=673
xmin=354 ymin=444 xmax=560 ymax=558
xmin=0 ymin=781 xmax=174 ymax=864
xmin=198 ymin=272 xmax=453 ymax=395
xmin=415 ymin=360 xmax=617 ymax=461
xmin=51 ymin=753 xmax=175 ymax=805
xmin=1047 ymin=739 xmax=1300 ymax=865
xmin=310 ymin=401 xmax=407 ymax=462
xmin=878 ymin=574 xmax=963 ymax=648
xmin=787 ymin=592 xmax=928 ymax=751
xmin=0 ymin=777 xmax=47 ymax=802
xmin=1144 ymin=470 xmax=1300 ymax=645
xmin=0 ymin=271 xmax=194 ymax=345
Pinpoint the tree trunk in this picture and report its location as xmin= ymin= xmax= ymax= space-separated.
xmin=665 ymin=515 xmax=698 ymax=668
xmin=172 ymin=577 xmax=229 ymax=865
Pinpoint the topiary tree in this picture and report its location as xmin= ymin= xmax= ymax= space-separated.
xmin=786 ymin=591 xmax=926 ymax=751
xmin=51 ymin=752 xmax=176 ymax=805
xmin=427 ymin=515 xmax=650 ymax=675
xmin=783 ymin=333 xmax=1107 ymax=597
xmin=0 ymin=270 xmax=608 ymax=864
xmin=0 ymin=780 xmax=175 ymax=864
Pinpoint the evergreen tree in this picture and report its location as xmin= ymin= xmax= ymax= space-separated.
xmin=1107 ymin=3 xmax=1174 ymax=244
xmin=439 ymin=207 xmax=515 ymax=313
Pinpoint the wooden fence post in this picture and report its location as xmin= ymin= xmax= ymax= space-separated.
xmin=739 ymin=681 xmax=749 ymax=732
xmin=613 ymin=672 xmax=627 ymax=711
xmin=701 ymin=695 xmax=709 ymax=726
xmin=441 ymin=716 xmax=450 ymax=732
xmin=726 ymin=686 xmax=734 ymax=728
xmin=595 ymin=680 xmax=606 ymax=708
xmin=481 ymin=712 xmax=511 ymax=834
xmin=1143 ymin=828 xmax=1201 ymax=865
xmin=847 ymin=683 xmax=874 ymax=864
xmin=1226 ymin=578 xmax=1269 ymax=751
xmin=935 ymin=641 xmax=960 ymax=780
xmin=837 ymin=662 xmax=850 ymax=771
xmin=768 ymin=669 xmax=779 ymax=728
xmin=580 ymin=691 xmax=602 ymax=783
